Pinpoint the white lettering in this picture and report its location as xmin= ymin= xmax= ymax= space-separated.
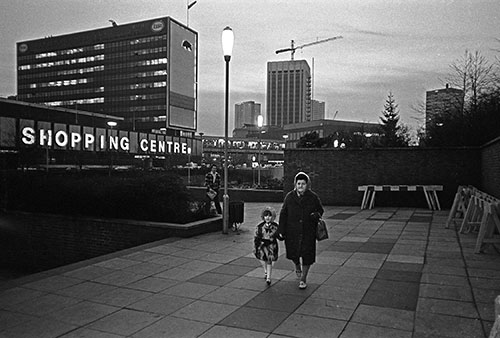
xmin=22 ymin=127 xmax=35 ymax=145
xmin=39 ymin=129 xmax=52 ymax=146
xmin=120 ymin=137 xmax=129 ymax=151
xmin=70 ymin=132 xmax=81 ymax=148
xmin=84 ymin=134 xmax=94 ymax=149
xmin=140 ymin=139 xmax=148 ymax=152
xmin=20 ymin=127 xmax=196 ymax=155
xmin=55 ymin=130 xmax=68 ymax=147
xmin=158 ymin=140 xmax=165 ymax=153
xmin=109 ymin=136 xmax=119 ymax=150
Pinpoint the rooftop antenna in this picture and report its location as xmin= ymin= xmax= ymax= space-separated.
xmin=187 ymin=1 xmax=197 ymax=27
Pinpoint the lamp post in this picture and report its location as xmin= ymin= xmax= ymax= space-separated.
xmin=187 ymin=147 xmax=191 ymax=185
xmin=222 ymin=26 xmax=234 ymax=234
xmin=252 ymin=155 xmax=256 ymax=187
xmin=107 ymin=121 xmax=117 ymax=176
xmin=257 ymin=115 xmax=263 ymax=187
xmin=198 ymin=132 xmax=204 ymax=166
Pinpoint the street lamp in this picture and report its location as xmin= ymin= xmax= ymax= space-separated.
xmin=252 ymin=155 xmax=256 ymax=187
xmin=107 ymin=121 xmax=117 ymax=175
xmin=257 ymin=115 xmax=263 ymax=187
xmin=222 ymin=26 xmax=234 ymax=234
xmin=187 ymin=147 xmax=191 ymax=185
xmin=198 ymin=132 xmax=204 ymax=165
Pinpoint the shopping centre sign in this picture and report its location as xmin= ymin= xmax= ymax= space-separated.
xmin=20 ymin=127 xmax=189 ymax=154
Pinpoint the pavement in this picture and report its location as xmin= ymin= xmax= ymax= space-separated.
xmin=1 ymin=202 xmax=499 ymax=338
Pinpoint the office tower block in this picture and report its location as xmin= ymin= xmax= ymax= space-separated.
xmin=17 ymin=17 xmax=197 ymax=135
xmin=266 ymin=60 xmax=311 ymax=127
xmin=312 ymin=99 xmax=325 ymax=120
xmin=425 ymin=84 xmax=464 ymax=131
xmin=234 ymin=101 xmax=261 ymax=129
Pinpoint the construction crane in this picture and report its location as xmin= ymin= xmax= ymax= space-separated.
xmin=275 ymin=35 xmax=343 ymax=60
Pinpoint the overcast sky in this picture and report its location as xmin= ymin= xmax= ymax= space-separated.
xmin=1 ymin=0 xmax=498 ymax=136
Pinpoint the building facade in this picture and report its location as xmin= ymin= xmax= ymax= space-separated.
xmin=0 ymin=98 xmax=200 ymax=170
xmin=311 ymin=99 xmax=325 ymax=120
xmin=425 ymin=84 xmax=464 ymax=131
xmin=17 ymin=17 xmax=197 ymax=136
xmin=234 ymin=101 xmax=261 ymax=130
xmin=266 ymin=60 xmax=311 ymax=127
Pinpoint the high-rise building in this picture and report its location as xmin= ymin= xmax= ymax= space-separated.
xmin=266 ymin=60 xmax=311 ymax=127
xmin=234 ymin=101 xmax=261 ymax=130
xmin=425 ymin=84 xmax=464 ymax=131
xmin=16 ymin=17 xmax=197 ymax=136
xmin=311 ymin=99 xmax=325 ymax=120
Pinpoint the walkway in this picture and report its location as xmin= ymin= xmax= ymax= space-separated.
xmin=0 ymin=203 xmax=499 ymax=337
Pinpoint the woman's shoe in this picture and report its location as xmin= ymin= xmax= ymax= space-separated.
xmin=266 ymin=278 xmax=271 ymax=285
xmin=299 ymin=281 xmax=307 ymax=289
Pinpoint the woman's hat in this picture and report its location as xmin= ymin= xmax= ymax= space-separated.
xmin=294 ymin=171 xmax=310 ymax=184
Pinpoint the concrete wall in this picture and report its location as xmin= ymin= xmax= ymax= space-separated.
xmin=284 ymin=147 xmax=482 ymax=208
xmin=1 ymin=212 xmax=221 ymax=273
xmin=481 ymin=136 xmax=500 ymax=199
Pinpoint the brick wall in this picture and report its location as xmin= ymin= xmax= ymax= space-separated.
xmin=481 ymin=136 xmax=500 ymax=199
xmin=284 ymin=147 xmax=482 ymax=208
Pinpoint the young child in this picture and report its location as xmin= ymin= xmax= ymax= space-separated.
xmin=254 ymin=206 xmax=279 ymax=285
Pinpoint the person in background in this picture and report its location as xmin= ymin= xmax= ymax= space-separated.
xmin=254 ymin=206 xmax=279 ymax=285
xmin=277 ymin=171 xmax=323 ymax=289
xmin=205 ymin=164 xmax=222 ymax=214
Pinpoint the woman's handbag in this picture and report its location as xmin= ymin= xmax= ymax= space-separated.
xmin=206 ymin=189 xmax=217 ymax=200
xmin=316 ymin=218 xmax=329 ymax=241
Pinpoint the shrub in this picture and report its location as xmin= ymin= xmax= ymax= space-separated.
xmin=2 ymin=170 xmax=205 ymax=223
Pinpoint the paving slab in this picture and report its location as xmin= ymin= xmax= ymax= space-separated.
xmin=274 ymin=313 xmax=346 ymax=338
xmin=218 ymin=306 xmax=289 ymax=333
xmin=340 ymin=322 xmax=412 ymax=338
xmin=130 ymin=316 xmax=211 ymax=338
xmin=351 ymin=304 xmax=414 ymax=331
xmin=415 ymin=312 xmax=484 ymax=338
xmin=87 ymin=308 xmax=163 ymax=336
xmin=1 ymin=204 xmax=498 ymax=338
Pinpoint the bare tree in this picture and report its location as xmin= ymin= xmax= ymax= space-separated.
xmin=443 ymin=49 xmax=495 ymax=111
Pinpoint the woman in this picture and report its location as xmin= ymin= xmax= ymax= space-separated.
xmin=204 ymin=164 xmax=222 ymax=214
xmin=278 ymin=171 xmax=324 ymax=289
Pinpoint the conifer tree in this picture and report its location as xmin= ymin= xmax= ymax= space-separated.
xmin=379 ymin=92 xmax=409 ymax=147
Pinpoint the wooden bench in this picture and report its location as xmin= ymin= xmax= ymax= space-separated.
xmin=358 ymin=185 xmax=443 ymax=210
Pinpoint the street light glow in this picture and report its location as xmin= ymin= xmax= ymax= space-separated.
xmin=257 ymin=114 xmax=263 ymax=128
xmin=222 ymin=26 xmax=234 ymax=61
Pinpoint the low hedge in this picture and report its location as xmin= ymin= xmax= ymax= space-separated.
xmin=1 ymin=170 xmax=205 ymax=223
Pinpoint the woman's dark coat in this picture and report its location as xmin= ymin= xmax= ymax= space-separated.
xmin=278 ymin=189 xmax=324 ymax=265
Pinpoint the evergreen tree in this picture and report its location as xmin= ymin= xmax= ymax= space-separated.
xmin=379 ymin=92 xmax=409 ymax=147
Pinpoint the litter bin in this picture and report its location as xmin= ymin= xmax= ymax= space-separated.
xmin=229 ymin=200 xmax=244 ymax=229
